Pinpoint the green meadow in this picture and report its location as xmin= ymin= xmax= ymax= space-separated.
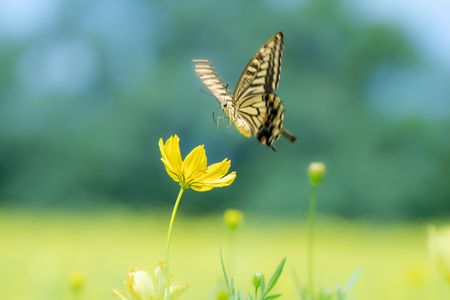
xmin=1 ymin=210 xmax=447 ymax=299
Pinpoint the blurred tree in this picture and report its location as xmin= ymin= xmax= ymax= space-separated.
xmin=0 ymin=0 xmax=448 ymax=219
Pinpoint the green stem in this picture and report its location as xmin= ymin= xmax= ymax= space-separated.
xmin=166 ymin=187 xmax=185 ymax=263
xmin=165 ymin=186 xmax=185 ymax=300
xmin=307 ymin=183 xmax=318 ymax=299
xmin=227 ymin=228 xmax=238 ymax=276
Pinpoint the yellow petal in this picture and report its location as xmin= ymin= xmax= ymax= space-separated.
xmin=159 ymin=136 xmax=182 ymax=182
xmin=164 ymin=135 xmax=182 ymax=174
xmin=191 ymin=172 xmax=236 ymax=192
xmin=182 ymin=145 xmax=207 ymax=182
xmin=190 ymin=184 xmax=214 ymax=192
xmin=196 ymin=159 xmax=231 ymax=182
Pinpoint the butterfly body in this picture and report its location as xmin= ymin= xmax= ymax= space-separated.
xmin=193 ymin=32 xmax=296 ymax=149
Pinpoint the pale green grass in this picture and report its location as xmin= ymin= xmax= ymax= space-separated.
xmin=0 ymin=210 xmax=448 ymax=299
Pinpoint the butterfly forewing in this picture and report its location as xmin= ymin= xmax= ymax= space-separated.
xmin=193 ymin=59 xmax=233 ymax=107
xmin=232 ymin=32 xmax=284 ymax=102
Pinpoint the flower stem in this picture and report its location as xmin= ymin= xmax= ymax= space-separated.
xmin=227 ymin=228 xmax=238 ymax=276
xmin=307 ymin=183 xmax=318 ymax=299
xmin=166 ymin=187 xmax=185 ymax=263
xmin=164 ymin=186 xmax=185 ymax=300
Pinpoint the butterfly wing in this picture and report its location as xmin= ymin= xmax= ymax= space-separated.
xmin=233 ymin=32 xmax=296 ymax=148
xmin=193 ymin=59 xmax=233 ymax=110
xmin=232 ymin=32 xmax=284 ymax=102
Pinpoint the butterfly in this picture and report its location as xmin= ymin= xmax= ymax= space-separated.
xmin=193 ymin=32 xmax=296 ymax=150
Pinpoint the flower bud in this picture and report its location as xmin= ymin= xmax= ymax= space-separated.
xmin=69 ymin=271 xmax=85 ymax=293
xmin=308 ymin=162 xmax=326 ymax=185
xmin=224 ymin=209 xmax=244 ymax=230
xmin=216 ymin=289 xmax=230 ymax=300
xmin=251 ymin=272 xmax=263 ymax=289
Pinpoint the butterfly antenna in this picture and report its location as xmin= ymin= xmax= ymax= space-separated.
xmin=199 ymin=88 xmax=213 ymax=98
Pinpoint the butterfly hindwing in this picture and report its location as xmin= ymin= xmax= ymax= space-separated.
xmin=236 ymin=93 xmax=285 ymax=147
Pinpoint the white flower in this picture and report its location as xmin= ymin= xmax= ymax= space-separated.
xmin=428 ymin=225 xmax=450 ymax=283
xmin=113 ymin=263 xmax=188 ymax=300
xmin=127 ymin=270 xmax=155 ymax=300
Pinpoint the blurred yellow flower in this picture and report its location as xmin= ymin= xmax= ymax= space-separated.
xmin=113 ymin=263 xmax=188 ymax=300
xmin=69 ymin=271 xmax=85 ymax=292
xmin=428 ymin=225 xmax=450 ymax=283
xmin=159 ymin=135 xmax=236 ymax=192
xmin=216 ymin=289 xmax=230 ymax=300
xmin=405 ymin=264 xmax=426 ymax=287
xmin=224 ymin=209 xmax=243 ymax=230
xmin=307 ymin=162 xmax=326 ymax=185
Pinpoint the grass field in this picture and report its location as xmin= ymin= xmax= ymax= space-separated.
xmin=0 ymin=210 xmax=448 ymax=299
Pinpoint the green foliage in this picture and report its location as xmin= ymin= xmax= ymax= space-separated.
xmin=221 ymin=253 xmax=286 ymax=300
xmin=295 ymin=269 xmax=361 ymax=300
xmin=2 ymin=212 xmax=450 ymax=299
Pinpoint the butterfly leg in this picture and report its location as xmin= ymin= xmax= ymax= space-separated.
xmin=212 ymin=112 xmax=227 ymax=128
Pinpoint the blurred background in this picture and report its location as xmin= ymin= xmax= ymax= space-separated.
xmin=1 ymin=0 xmax=450 ymax=299
xmin=0 ymin=0 xmax=449 ymax=218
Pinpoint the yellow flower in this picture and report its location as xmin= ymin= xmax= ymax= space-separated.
xmin=405 ymin=264 xmax=426 ymax=287
xmin=216 ymin=289 xmax=230 ymax=300
xmin=69 ymin=271 xmax=85 ymax=293
xmin=428 ymin=225 xmax=450 ymax=283
xmin=224 ymin=209 xmax=244 ymax=230
xmin=159 ymin=135 xmax=236 ymax=192
xmin=113 ymin=263 xmax=188 ymax=300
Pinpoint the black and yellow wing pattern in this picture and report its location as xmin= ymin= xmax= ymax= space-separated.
xmin=193 ymin=32 xmax=296 ymax=149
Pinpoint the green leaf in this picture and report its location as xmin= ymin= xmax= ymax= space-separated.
xmin=260 ymin=276 xmax=266 ymax=300
xmin=336 ymin=288 xmax=346 ymax=300
xmin=291 ymin=269 xmax=304 ymax=300
xmin=264 ymin=293 xmax=282 ymax=300
xmin=237 ymin=290 xmax=242 ymax=300
xmin=220 ymin=250 xmax=231 ymax=291
xmin=230 ymin=278 xmax=236 ymax=295
xmin=300 ymin=287 xmax=309 ymax=300
xmin=264 ymin=257 xmax=287 ymax=296
xmin=318 ymin=289 xmax=333 ymax=300
xmin=343 ymin=269 xmax=362 ymax=294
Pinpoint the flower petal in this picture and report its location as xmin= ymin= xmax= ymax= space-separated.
xmin=195 ymin=159 xmax=231 ymax=182
xmin=190 ymin=184 xmax=214 ymax=192
xmin=159 ymin=136 xmax=182 ymax=182
xmin=126 ymin=270 xmax=154 ymax=300
xmin=182 ymin=145 xmax=207 ymax=182
xmin=170 ymin=283 xmax=189 ymax=299
xmin=191 ymin=171 xmax=236 ymax=192
xmin=165 ymin=135 xmax=182 ymax=174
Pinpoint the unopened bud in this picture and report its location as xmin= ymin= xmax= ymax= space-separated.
xmin=308 ymin=162 xmax=326 ymax=185
xmin=251 ymin=272 xmax=263 ymax=289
